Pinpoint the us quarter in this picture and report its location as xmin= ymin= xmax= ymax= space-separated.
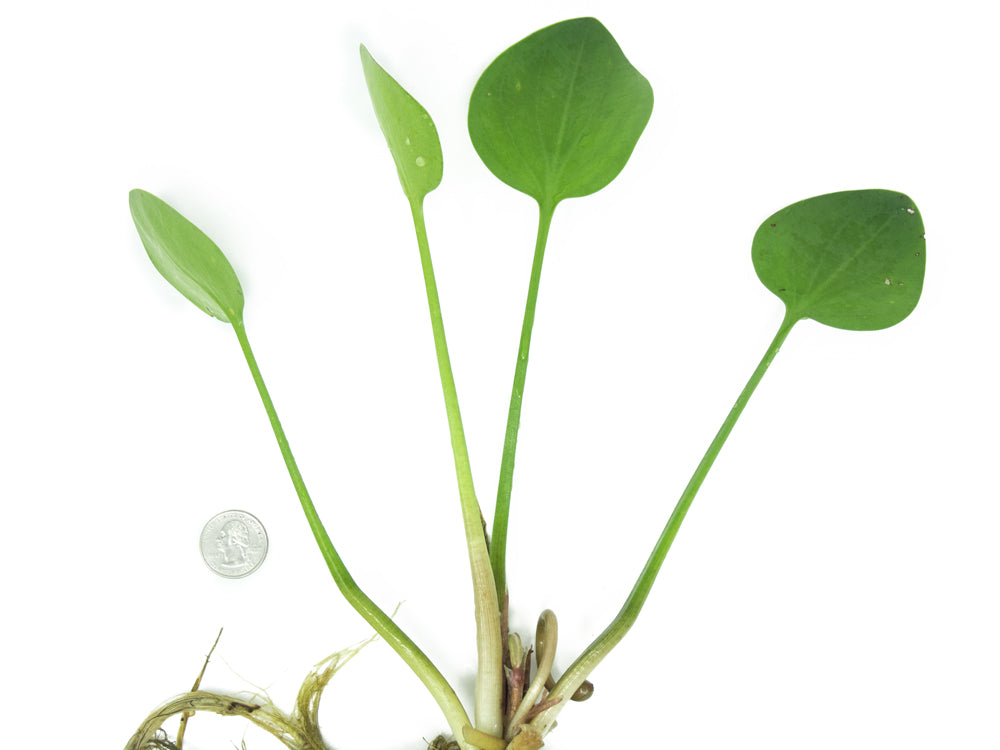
xmin=200 ymin=510 xmax=268 ymax=579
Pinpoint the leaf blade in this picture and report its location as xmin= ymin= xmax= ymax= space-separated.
xmin=468 ymin=17 xmax=653 ymax=205
xmin=360 ymin=45 xmax=443 ymax=203
xmin=752 ymin=189 xmax=925 ymax=331
xmin=129 ymin=189 xmax=245 ymax=324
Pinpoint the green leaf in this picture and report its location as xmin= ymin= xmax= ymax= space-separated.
xmin=468 ymin=17 xmax=653 ymax=206
xmin=360 ymin=45 xmax=443 ymax=204
xmin=129 ymin=189 xmax=244 ymax=324
xmin=752 ymin=189 xmax=925 ymax=331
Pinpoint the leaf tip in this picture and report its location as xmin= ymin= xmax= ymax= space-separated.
xmin=128 ymin=187 xmax=151 ymax=216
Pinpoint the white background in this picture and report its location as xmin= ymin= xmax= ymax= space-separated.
xmin=1 ymin=1 xmax=997 ymax=748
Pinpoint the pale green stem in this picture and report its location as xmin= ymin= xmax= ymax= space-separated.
xmin=528 ymin=309 xmax=799 ymax=737
xmin=491 ymin=200 xmax=557 ymax=603
xmin=408 ymin=198 xmax=504 ymax=740
xmin=231 ymin=319 xmax=474 ymax=746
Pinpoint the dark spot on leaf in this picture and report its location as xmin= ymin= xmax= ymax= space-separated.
xmin=770 ymin=223 xmax=777 ymax=228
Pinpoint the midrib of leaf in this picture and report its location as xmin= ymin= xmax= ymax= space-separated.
xmin=544 ymin=33 xmax=588 ymax=201
xmin=792 ymin=210 xmax=899 ymax=319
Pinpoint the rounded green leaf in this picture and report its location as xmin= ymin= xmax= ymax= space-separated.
xmin=360 ymin=45 xmax=443 ymax=203
xmin=468 ymin=17 xmax=653 ymax=206
xmin=752 ymin=189 xmax=925 ymax=331
xmin=129 ymin=189 xmax=245 ymax=324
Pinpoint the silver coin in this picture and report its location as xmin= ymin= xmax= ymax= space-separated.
xmin=199 ymin=510 xmax=268 ymax=579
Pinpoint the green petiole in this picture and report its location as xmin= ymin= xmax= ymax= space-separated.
xmin=407 ymin=197 xmax=504 ymax=739
xmin=528 ymin=309 xmax=798 ymax=736
xmin=490 ymin=200 xmax=556 ymax=603
xmin=231 ymin=317 xmax=475 ymax=742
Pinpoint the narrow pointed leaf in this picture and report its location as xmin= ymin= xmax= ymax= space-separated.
xmin=468 ymin=17 xmax=653 ymax=205
xmin=360 ymin=45 xmax=443 ymax=203
xmin=129 ymin=189 xmax=245 ymax=324
xmin=752 ymin=189 xmax=925 ymax=331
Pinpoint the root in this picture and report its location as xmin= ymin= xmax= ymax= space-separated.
xmin=124 ymin=633 xmax=375 ymax=750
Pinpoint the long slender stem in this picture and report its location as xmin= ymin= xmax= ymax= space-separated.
xmin=529 ymin=309 xmax=799 ymax=737
xmin=491 ymin=200 xmax=557 ymax=603
xmin=407 ymin=198 xmax=504 ymax=740
xmin=230 ymin=319 xmax=473 ymax=745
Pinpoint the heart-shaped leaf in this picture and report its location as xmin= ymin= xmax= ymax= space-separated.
xmin=129 ymin=189 xmax=245 ymax=324
xmin=360 ymin=45 xmax=443 ymax=204
xmin=468 ymin=17 xmax=653 ymax=206
xmin=752 ymin=189 xmax=925 ymax=331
